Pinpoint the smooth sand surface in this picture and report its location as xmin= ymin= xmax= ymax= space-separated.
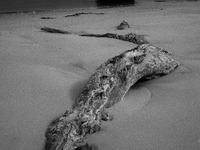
xmin=1 ymin=1 xmax=200 ymax=150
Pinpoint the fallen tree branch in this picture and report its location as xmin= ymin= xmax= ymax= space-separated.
xmin=40 ymin=27 xmax=149 ymax=44
xmin=80 ymin=32 xmax=149 ymax=44
xmin=44 ymin=44 xmax=179 ymax=150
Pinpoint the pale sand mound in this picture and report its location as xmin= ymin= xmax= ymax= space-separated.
xmin=1 ymin=1 xmax=200 ymax=150
xmin=107 ymin=87 xmax=152 ymax=121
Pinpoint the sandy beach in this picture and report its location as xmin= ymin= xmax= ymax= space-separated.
xmin=1 ymin=1 xmax=200 ymax=150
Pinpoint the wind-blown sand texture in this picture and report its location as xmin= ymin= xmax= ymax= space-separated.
xmin=1 ymin=1 xmax=200 ymax=150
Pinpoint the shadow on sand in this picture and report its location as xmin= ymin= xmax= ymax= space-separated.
xmin=69 ymin=79 xmax=88 ymax=106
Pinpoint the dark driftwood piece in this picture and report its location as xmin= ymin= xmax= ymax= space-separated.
xmin=40 ymin=26 xmax=148 ymax=44
xmin=41 ymin=27 xmax=72 ymax=34
xmin=44 ymin=44 xmax=179 ymax=150
xmin=80 ymin=32 xmax=149 ymax=44
xmin=40 ymin=17 xmax=56 ymax=19
xmin=65 ymin=12 xmax=104 ymax=17
xmin=116 ymin=20 xmax=130 ymax=30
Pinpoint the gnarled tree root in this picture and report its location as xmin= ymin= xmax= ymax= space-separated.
xmin=44 ymin=44 xmax=179 ymax=150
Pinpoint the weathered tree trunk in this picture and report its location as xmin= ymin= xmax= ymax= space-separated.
xmin=44 ymin=44 xmax=179 ymax=150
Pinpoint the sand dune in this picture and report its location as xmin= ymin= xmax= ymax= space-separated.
xmin=1 ymin=1 xmax=200 ymax=150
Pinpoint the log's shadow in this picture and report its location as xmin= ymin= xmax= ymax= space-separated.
xmin=69 ymin=79 xmax=88 ymax=107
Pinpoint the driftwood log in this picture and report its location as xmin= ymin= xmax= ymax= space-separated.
xmin=44 ymin=44 xmax=179 ymax=150
xmin=41 ymin=27 xmax=149 ymax=45
xmin=80 ymin=33 xmax=148 ymax=45
xmin=40 ymin=17 xmax=56 ymax=19
xmin=41 ymin=27 xmax=72 ymax=34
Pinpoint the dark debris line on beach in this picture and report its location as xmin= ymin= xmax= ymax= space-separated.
xmin=39 ymin=12 xmax=104 ymax=20
xmin=41 ymin=27 xmax=72 ymax=34
xmin=40 ymin=27 xmax=149 ymax=44
xmin=80 ymin=33 xmax=149 ymax=45
xmin=40 ymin=17 xmax=56 ymax=19
xmin=65 ymin=12 xmax=104 ymax=17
